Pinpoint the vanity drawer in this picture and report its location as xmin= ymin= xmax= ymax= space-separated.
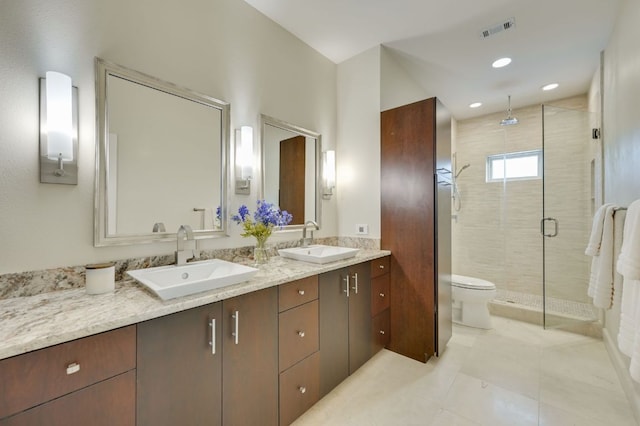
xmin=279 ymin=352 xmax=320 ymax=426
xmin=279 ymin=275 xmax=318 ymax=312
xmin=0 ymin=370 xmax=135 ymax=426
xmin=372 ymin=309 xmax=390 ymax=354
xmin=279 ymin=300 xmax=319 ymax=372
xmin=0 ymin=325 xmax=136 ymax=418
xmin=370 ymin=256 xmax=390 ymax=278
xmin=371 ymin=274 xmax=390 ymax=316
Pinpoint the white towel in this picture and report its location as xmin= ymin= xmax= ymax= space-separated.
xmin=588 ymin=205 xmax=616 ymax=309
xmin=586 ymin=203 xmax=614 ymax=256
xmin=617 ymin=200 xmax=640 ymax=279
xmin=615 ymin=199 xmax=640 ymax=383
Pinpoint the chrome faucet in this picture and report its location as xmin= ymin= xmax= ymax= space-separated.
xmin=300 ymin=220 xmax=319 ymax=248
xmin=175 ymin=225 xmax=199 ymax=265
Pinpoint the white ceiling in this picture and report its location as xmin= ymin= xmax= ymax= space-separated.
xmin=244 ymin=0 xmax=621 ymax=119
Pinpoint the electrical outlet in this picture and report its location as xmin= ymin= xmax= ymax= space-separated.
xmin=356 ymin=224 xmax=369 ymax=235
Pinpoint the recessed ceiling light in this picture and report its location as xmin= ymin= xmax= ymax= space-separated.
xmin=469 ymin=102 xmax=482 ymax=108
xmin=542 ymin=83 xmax=559 ymax=91
xmin=492 ymin=57 xmax=512 ymax=68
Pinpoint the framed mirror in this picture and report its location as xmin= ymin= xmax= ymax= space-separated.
xmin=260 ymin=115 xmax=321 ymax=229
xmin=94 ymin=58 xmax=230 ymax=246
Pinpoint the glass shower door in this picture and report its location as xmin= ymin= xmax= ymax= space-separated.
xmin=542 ymin=104 xmax=598 ymax=330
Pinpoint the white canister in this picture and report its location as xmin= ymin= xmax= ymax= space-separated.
xmin=85 ymin=263 xmax=115 ymax=295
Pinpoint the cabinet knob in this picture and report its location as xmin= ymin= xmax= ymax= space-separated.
xmin=379 ymin=330 xmax=385 ymax=335
xmin=298 ymin=386 xmax=307 ymax=394
xmin=379 ymin=264 xmax=385 ymax=269
xmin=297 ymin=331 xmax=306 ymax=338
xmin=379 ymin=293 xmax=385 ymax=298
xmin=66 ymin=362 xmax=81 ymax=375
xmin=298 ymin=289 xmax=305 ymax=296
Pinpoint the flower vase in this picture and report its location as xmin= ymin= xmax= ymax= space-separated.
xmin=253 ymin=240 xmax=270 ymax=265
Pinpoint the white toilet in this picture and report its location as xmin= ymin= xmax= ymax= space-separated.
xmin=451 ymin=274 xmax=497 ymax=329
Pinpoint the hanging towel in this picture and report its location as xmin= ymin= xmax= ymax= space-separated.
xmin=617 ymin=200 xmax=640 ymax=279
xmin=615 ymin=199 xmax=640 ymax=382
xmin=588 ymin=205 xmax=617 ymax=309
xmin=586 ymin=203 xmax=614 ymax=256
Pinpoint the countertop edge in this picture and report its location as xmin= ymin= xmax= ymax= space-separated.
xmin=0 ymin=250 xmax=390 ymax=360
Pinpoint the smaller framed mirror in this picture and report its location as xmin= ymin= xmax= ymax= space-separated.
xmin=260 ymin=115 xmax=321 ymax=229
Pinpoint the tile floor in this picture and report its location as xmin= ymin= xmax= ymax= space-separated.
xmin=293 ymin=316 xmax=638 ymax=426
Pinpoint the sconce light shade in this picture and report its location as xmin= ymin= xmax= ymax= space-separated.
xmin=322 ymin=150 xmax=336 ymax=199
xmin=40 ymin=71 xmax=78 ymax=184
xmin=235 ymin=125 xmax=253 ymax=194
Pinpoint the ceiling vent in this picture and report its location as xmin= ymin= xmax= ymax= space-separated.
xmin=480 ymin=17 xmax=516 ymax=39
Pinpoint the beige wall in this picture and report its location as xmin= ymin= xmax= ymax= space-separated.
xmin=0 ymin=0 xmax=337 ymax=274
xmin=453 ymin=95 xmax=591 ymax=302
xmin=601 ymin=0 xmax=640 ymax=412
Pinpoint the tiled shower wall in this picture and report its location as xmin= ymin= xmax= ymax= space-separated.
xmin=453 ymin=95 xmax=592 ymax=302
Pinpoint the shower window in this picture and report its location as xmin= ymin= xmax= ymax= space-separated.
xmin=486 ymin=149 xmax=542 ymax=182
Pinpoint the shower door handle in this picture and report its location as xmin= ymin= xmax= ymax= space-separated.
xmin=540 ymin=217 xmax=558 ymax=237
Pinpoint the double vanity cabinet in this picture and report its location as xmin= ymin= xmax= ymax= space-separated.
xmin=0 ymin=255 xmax=390 ymax=426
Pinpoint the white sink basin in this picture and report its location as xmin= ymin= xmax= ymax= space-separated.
xmin=278 ymin=245 xmax=359 ymax=264
xmin=127 ymin=259 xmax=258 ymax=300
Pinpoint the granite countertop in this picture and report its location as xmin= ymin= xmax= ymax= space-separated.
xmin=0 ymin=250 xmax=390 ymax=360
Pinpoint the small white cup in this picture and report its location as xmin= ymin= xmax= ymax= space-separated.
xmin=85 ymin=263 xmax=115 ymax=295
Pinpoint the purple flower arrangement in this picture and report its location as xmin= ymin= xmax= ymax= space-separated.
xmin=232 ymin=200 xmax=293 ymax=247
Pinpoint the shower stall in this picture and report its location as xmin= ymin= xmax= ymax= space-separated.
xmin=452 ymin=96 xmax=599 ymax=333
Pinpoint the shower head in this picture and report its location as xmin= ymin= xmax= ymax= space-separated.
xmin=500 ymin=95 xmax=519 ymax=126
xmin=455 ymin=163 xmax=471 ymax=178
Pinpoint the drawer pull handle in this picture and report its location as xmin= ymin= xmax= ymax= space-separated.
xmin=298 ymin=386 xmax=306 ymax=394
xmin=379 ymin=265 xmax=385 ymax=269
xmin=66 ymin=362 xmax=80 ymax=375
xmin=379 ymin=330 xmax=385 ymax=335
xmin=298 ymin=331 xmax=306 ymax=338
xmin=232 ymin=310 xmax=239 ymax=345
xmin=379 ymin=293 xmax=385 ymax=298
xmin=298 ymin=290 xmax=305 ymax=296
xmin=209 ymin=319 xmax=216 ymax=355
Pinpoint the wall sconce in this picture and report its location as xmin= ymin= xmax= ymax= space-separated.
xmin=39 ymin=71 xmax=78 ymax=185
xmin=322 ymin=150 xmax=336 ymax=199
xmin=235 ymin=125 xmax=253 ymax=195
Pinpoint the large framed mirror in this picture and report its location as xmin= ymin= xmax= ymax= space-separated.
xmin=94 ymin=57 xmax=229 ymax=246
xmin=260 ymin=115 xmax=321 ymax=229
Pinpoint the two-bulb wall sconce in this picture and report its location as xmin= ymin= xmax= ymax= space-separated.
xmin=39 ymin=71 xmax=78 ymax=185
xmin=235 ymin=125 xmax=253 ymax=195
xmin=322 ymin=150 xmax=336 ymax=200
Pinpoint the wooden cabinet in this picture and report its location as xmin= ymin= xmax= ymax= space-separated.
xmin=223 ymin=287 xmax=279 ymax=426
xmin=381 ymin=97 xmax=452 ymax=363
xmin=278 ymin=276 xmax=320 ymax=426
xmin=0 ymin=326 xmax=136 ymax=425
xmin=137 ymin=287 xmax=278 ymax=426
xmin=371 ymin=256 xmax=391 ymax=353
xmin=319 ymin=262 xmax=371 ymax=397
xmin=137 ymin=303 xmax=222 ymax=426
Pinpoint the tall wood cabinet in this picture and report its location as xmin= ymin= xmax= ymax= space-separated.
xmin=381 ymin=97 xmax=452 ymax=363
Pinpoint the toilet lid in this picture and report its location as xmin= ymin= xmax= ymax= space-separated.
xmin=451 ymin=274 xmax=496 ymax=290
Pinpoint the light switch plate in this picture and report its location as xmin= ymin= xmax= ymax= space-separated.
xmin=356 ymin=224 xmax=369 ymax=235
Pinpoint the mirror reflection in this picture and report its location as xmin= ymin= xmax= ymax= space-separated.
xmin=95 ymin=58 xmax=229 ymax=246
xmin=260 ymin=115 xmax=321 ymax=228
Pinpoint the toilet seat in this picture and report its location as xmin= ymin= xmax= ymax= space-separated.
xmin=451 ymin=275 xmax=496 ymax=291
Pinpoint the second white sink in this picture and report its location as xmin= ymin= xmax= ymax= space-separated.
xmin=278 ymin=245 xmax=359 ymax=264
xmin=127 ymin=259 xmax=258 ymax=300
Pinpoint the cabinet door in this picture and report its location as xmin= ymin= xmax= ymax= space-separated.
xmin=0 ymin=371 xmax=135 ymax=426
xmin=223 ymin=287 xmax=278 ymax=426
xmin=318 ymin=268 xmax=349 ymax=397
xmin=137 ymin=303 xmax=222 ymax=426
xmin=348 ymin=262 xmax=372 ymax=374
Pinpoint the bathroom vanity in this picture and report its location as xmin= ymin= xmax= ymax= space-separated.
xmin=0 ymin=251 xmax=390 ymax=426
